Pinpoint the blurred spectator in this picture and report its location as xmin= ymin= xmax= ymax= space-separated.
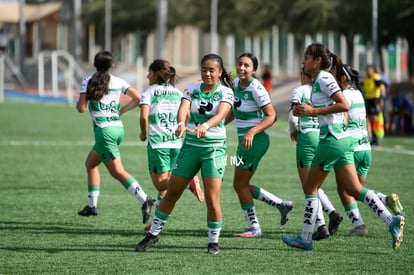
xmin=362 ymin=64 xmax=386 ymax=145
xmin=374 ymin=63 xmax=391 ymax=91
xmin=261 ymin=64 xmax=272 ymax=93
xmin=387 ymin=88 xmax=413 ymax=134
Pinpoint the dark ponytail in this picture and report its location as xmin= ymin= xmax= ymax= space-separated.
xmin=304 ymin=43 xmax=344 ymax=88
xmin=86 ymin=51 xmax=113 ymax=101
xmin=343 ymin=64 xmax=362 ymax=91
xmin=149 ymin=59 xmax=178 ymax=86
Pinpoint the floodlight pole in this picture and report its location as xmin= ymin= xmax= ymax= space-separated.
xmin=19 ymin=0 xmax=25 ymax=71
xmin=156 ymin=0 xmax=168 ymax=59
xmin=372 ymin=0 xmax=378 ymax=64
xmin=210 ymin=0 xmax=218 ymax=53
xmin=105 ymin=0 xmax=112 ymax=52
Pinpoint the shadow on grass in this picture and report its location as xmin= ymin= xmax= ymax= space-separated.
xmin=0 ymin=220 xmax=212 ymax=238
xmin=0 ymin=220 xmax=393 ymax=255
xmin=0 ymin=220 xmax=289 ymax=254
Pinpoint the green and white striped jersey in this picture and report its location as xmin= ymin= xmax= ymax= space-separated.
xmin=183 ymin=82 xmax=234 ymax=147
xmin=289 ymin=84 xmax=319 ymax=134
xmin=80 ymin=74 xmax=129 ymax=129
xmin=311 ymin=70 xmax=349 ymax=139
xmin=232 ymin=78 xmax=271 ymax=136
xmin=343 ymin=87 xmax=371 ymax=151
xmin=140 ymin=83 xmax=182 ymax=149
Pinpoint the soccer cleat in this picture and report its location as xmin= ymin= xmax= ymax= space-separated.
xmin=188 ymin=176 xmax=204 ymax=202
xmin=141 ymin=196 xmax=155 ymax=224
xmin=135 ymin=233 xmax=160 ymax=252
xmin=279 ymin=201 xmax=294 ymax=225
xmin=234 ymin=227 xmax=263 ymax=238
xmin=78 ymin=205 xmax=98 ymax=217
xmin=386 ymin=193 xmax=405 ymax=217
xmin=345 ymin=224 xmax=368 ymax=237
xmin=282 ymin=234 xmax=313 ymax=251
xmin=312 ymin=225 xmax=330 ymax=241
xmin=389 ymin=215 xmax=405 ymax=250
xmin=328 ymin=210 xmax=343 ymax=235
xmin=207 ymin=243 xmax=220 ymax=254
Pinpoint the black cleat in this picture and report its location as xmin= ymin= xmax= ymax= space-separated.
xmin=135 ymin=233 xmax=160 ymax=252
xmin=207 ymin=243 xmax=220 ymax=254
xmin=328 ymin=210 xmax=343 ymax=235
xmin=312 ymin=225 xmax=330 ymax=241
xmin=78 ymin=206 xmax=98 ymax=217
xmin=141 ymin=196 xmax=155 ymax=224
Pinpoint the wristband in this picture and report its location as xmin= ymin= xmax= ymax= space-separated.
xmin=202 ymin=122 xmax=210 ymax=130
xmin=177 ymin=121 xmax=185 ymax=126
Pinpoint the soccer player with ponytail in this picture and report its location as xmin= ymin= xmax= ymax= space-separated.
xmin=76 ymin=51 xmax=154 ymax=224
xmin=282 ymin=43 xmax=405 ymax=251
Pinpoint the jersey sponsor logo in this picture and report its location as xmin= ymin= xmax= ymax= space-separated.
xmin=259 ymin=94 xmax=269 ymax=104
xmin=326 ymin=81 xmax=337 ymax=88
xmin=223 ymin=93 xmax=234 ymax=102
xmin=98 ymin=100 xmax=118 ymax=113
xmin=162 ymin=133 xmax=179 ymax=142
xmin=154 ymin=89 xmax=180 ymax=96
xmin=198 ymin=101 xmax=213 ymax=114
xmin=234 ymin=97 xmax=242 ymax=109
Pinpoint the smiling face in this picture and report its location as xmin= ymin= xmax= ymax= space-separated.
xmin=237 ymin=56 xmax=255 ymax=83
xmin=200 ymin=58 xmax=222 ymax=91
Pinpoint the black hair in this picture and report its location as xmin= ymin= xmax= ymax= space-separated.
xmin=86 ymin=51 xmax=113 ymax=101
xmin=149 ymin=59 xmax=177 ymax=86
xmin=343 ymin=64 xmax=362 ymax=91
xmin=200 ymin=53 xmax=234 ymax=90
xmin=304 ymin=43 xmax=343 ymax=88
xmin=238 ymin=52 xmax=259 ymax=71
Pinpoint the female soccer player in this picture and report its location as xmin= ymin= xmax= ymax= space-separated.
xmin=135 ymin=54 xmax=234 ymax=254
xmin=226 ymin=53 xmax=294 ymax=238
xmin=282 ymin=43 xmax=405 ymax=251
xmin=338 ymin=64 xmax=404 ymax=237
xmin=288 ymin=68 xmax=342 ymax=241
xmin=139 ymin=59 xmax=204 ymax=208
xmin=76 ymin=50 xmax=154 ymax=224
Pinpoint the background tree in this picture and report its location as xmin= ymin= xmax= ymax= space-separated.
xmin=378 ymin=0 xmax=414 ymax=82
xmin=81 ymin=0 xmax=157 ymax=53
xmin=80 ymin=0 xmax=414 ymax=80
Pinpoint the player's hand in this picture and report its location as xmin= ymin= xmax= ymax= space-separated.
xmin=175 ymin=124 xmax=187 ymax=138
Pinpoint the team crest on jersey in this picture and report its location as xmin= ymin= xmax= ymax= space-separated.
xmin=213 ymin=91 xmax=220 ymax=101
